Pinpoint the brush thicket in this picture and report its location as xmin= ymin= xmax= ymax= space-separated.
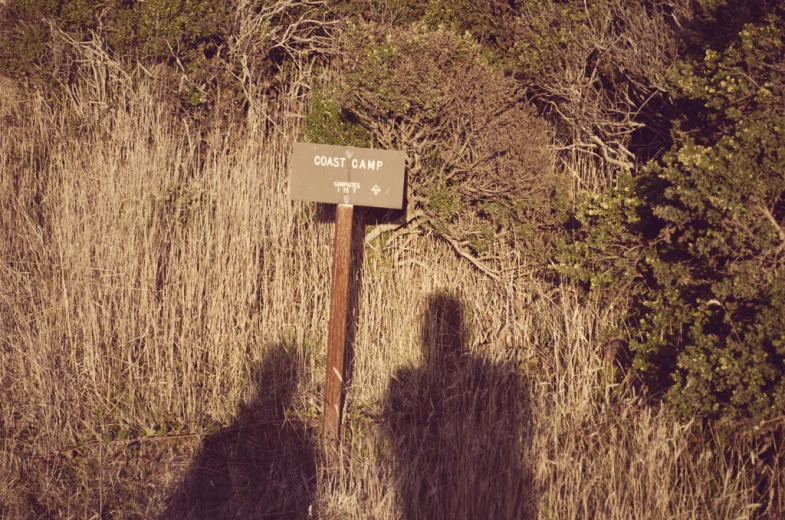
xmin=0 ymin=28 xmax=779 ymax=520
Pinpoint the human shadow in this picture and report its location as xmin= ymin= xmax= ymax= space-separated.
xmin=383 ymin=291 xmax=534 ymax=520
xmin=159 ymin=343 xmax=316 ymax=520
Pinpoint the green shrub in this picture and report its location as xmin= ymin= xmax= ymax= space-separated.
xmin=554 ymin=171 xmax=648 ymax=293
xmin=334 ymin=0 xmax=517 ymax=48
xmin=337 ymin=1 xmax=691 ymax=187
xmin=109 ymin=0 xmax=228 ymax=62
xmin=303 ymin=88 xmax=373 ymax=148
xmin=0 ymin=0 xmax=229 ymax=71
xmin=558 ymin=10 xmax=785 ymax=425
xmin=0 ymin=0 xmax=233 ymax=119
xmin=326 ymin=21 xmax=558 ymax=260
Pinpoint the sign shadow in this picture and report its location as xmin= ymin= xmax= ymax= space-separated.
xmin=158 ymin=343 xmax=316 ymax=519
xmin=383 ymin=291 xmax=536 ymax=519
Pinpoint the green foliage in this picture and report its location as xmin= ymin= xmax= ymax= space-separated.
xmin=334 ymin=21 xmax=557 ymax=259
xmin=512 ymin=0 xmax=596 ymax=82
xmin=0 ymin=12 xmax=50 ymax=77
xmin=420 ymin=0 xmax=517 ymax=54
xmin=335 ymin=0 xmax=517 ymax=52
xmin=554 ymin=172 xmax=648 ymax=292
xmin=686 ymin=0 xmax=774 ymax=52
xmin=558 ymin=11 xmax=785 ymax=425
xmin=0 ymin=0 xmax=232 ymax=118
xmin=108 ymin=0 xmax=228 ymax=62
xmin=303 ymin=89 xmax=373 ymax=148
xmin=339 ymin=21 xmax=474 ymax=120
xmin=669 ymin=11 xmax=785 ymax=140
xmin=0 ymin=0 xmax=229 ymax=71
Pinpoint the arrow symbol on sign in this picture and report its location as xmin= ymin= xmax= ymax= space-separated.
xmin=371 ymin=185 xmax=381 ymax=195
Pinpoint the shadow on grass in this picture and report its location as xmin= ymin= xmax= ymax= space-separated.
xmin=159 ymin=343 xmax=316 ymax=520
xmin=384 ymin=291 xmax=535 ymax=520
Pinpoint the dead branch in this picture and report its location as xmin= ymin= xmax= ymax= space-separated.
xmin=440 ymin=233 xmax=501 ymax=281
xmin=364 ymin=209 xmax=427 ymax=246
xmin=759 ymin=204 xmax=785 ymax=255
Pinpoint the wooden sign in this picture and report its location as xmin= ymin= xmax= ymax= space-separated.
xmin=289 ymin=142 xmax=406 ymax=209
xmin=289 ymin=141 xmax=406 ymax=460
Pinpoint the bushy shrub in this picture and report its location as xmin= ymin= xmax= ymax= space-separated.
xmin=558 ymin=10 xmax=785 ymax=425
xmin=0 ymin=0 xmax=228 ymax=76
xmin=304 ymin=88 xmax=373 ymax=148
xmin=512 ymin=0 xmax=688 ymax=178
xmin=318 ymin=21 xmax=558 ymax=261
xmin=337 ymin=0 xmax=688 ymax=187
xmin=554 ymin=171 xmax=649 ymax=293
xmin=0 ymin=0 xmax=334 ymax=125
xmin=0 ymin=0 xmax=234 ymax=121
xmin=334 ymin=0 xmax=517 ymax=47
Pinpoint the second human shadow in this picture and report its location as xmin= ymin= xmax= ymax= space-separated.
xmin=383 ymin=291 xmax=535 ymax=520
xmin=159 ymin=342 xmax=316 ymax=519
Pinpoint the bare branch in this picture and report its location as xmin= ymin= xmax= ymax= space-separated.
xmin=759 ymin=204 xmax=785 ymax=255
xmin=364 ymin=209 xmax=426 ymax=246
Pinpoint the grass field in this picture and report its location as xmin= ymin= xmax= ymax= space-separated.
xmin=0 ymin=28 xmax=782 ymax=519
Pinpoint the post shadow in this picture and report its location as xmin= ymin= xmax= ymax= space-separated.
xmin=383 ymin=291 xmax=535 ymax=520
xmin=159 ymin=342 xmax=316 ymax=520
xmin=344 ymin=206 xmax=397 ymax=386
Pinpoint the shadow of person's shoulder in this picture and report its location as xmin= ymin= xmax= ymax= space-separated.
xmin=381 ymin=291 xmax=535 ymax=519
xmin=158 ymin=342 xmax=316 ymax=520
xmin=466 ymin=353 xmax=523 ymax=391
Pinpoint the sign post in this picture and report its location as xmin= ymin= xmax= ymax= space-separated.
xmin=323 ymin=203 xmax=353 ymax=451
xmin=289 ymin=142 xmax=405 ymax=456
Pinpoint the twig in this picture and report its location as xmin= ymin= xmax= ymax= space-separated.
xmin=441 ymin=234 xmax=501 ymax=281
xmin=759 ymin=204 xmax=785 ymax=255
xmin=364 ymin=209 xmax=426 ymax=245
xmin=589 ymin=135 xmax=634 ymax=169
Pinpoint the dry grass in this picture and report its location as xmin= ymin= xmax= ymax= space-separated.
xmin=0 ymin=25 xmax=782 ymax=520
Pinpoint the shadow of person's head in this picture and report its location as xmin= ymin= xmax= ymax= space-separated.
xmin=159 ymin=342 xmax=315 ymax=519
xmin=419 ymin=290 xmax=467 ymax=368
xmin=385 ymin=290 xmax=536 ymax=519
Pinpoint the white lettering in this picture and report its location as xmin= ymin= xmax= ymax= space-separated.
xmin=344 ymin=158 xmax=383 ymax=170
xmin=314 ymin=155 xmax=351 ymax=168
xmin=333 ymin=181 xmax=361 ymax=189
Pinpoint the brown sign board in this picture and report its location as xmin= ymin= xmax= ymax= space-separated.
xmin=289 ymin=142 xmax=406 ymax=209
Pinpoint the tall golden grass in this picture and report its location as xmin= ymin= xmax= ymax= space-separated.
xmin=0 ymin=25 xmax=781 ymax=520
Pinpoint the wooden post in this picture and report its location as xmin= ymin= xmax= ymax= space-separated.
xmin=323 ymin=203 xmax=354 ymax=455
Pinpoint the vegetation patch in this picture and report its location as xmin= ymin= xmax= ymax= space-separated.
xmin=3 ymin=0 xmax=785 ymax=517
xmin=307 ymin=21 xmax=560 ymax=271
xmin=558 ymin=9 xmax=785 ymax=426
